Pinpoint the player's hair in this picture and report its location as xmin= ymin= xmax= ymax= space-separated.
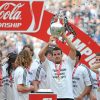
xmin=76 ymin=50 xmax=81 ymax=60
xmin=15 ymin=50 xmax=32 ymax=68
xmin=53 ymin=47 xmax=62 ymax=54
xmin=45 ymin=48 xmax=53 ymax=56
xmin=23 ymin=44 xmax=34 ymax=56
xmin=7 ymin=53 xmax=17 ymax=76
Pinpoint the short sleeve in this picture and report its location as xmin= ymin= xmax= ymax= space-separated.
xmin=28 ymin=60 xmax=40 ymax=82
xmin=41 ymin=58 xmax=50 ymax=71
xmin=83 ymin=67 xmax=92 ymax=86
xmin=16 ymin=67 xmax=24 ymax=85
xmin=65 ymin=56 xmax=76 ymax=70
xmin=36 ymin=66 xmax=46 ymax=81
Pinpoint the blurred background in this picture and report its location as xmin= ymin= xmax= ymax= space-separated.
xmin=0 ymin=0 xmax=100 ymax=63
xmin=45 ymin=0 xmax=100 ymax=45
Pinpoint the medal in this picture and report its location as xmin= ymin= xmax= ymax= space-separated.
xmin=55 ymin=62 xmax=62 ymax=84
xmin=56 ymin=76 xmax=61 ymax=84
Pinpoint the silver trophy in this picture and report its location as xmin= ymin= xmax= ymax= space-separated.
xmin=50 ymin=10 xmax=76 ymax=39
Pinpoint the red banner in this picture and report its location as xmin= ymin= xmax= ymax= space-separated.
xmin=0 ymin=0 xmax=44 ymax=32
xmin=29 ymin=93 xmax=57 ymax=100
xmin=0 ymin=0 xmax=100 ymax=68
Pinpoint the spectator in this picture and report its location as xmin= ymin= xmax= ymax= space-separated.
xmin=72 ymin=50 xmax=92 ymax=100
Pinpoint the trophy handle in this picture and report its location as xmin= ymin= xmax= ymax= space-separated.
xmin=63 ymin=16 xmax=76 ymax=37
xmin=50 ymin=10 xmax=76 ymax=43
xmin=51 ymin=14 xmax=76 ymax=37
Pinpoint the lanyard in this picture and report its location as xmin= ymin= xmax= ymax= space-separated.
xmin=96 ymin=73 xmax=100 ymax=87
xmin=72 ymin=63 xmax=80 ymax=78
xmin=55 ymin=62 xmax=62 ymax=78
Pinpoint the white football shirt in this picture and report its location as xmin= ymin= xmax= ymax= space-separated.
xmin=72 ymin=64 xmax=92 ymax=100
xmin=13 ymin=66 xmax=30 ymax=100
xmin=42 ymin=56 xmax=75 ymax=99
xmin=28 ymin=59 xmax=47 ymax=89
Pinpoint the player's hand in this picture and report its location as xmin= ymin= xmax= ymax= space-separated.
xmin=75 ymin=95 xmax=83 ymax=100
xmin=48 ymin=36 xmax=57 ymax=47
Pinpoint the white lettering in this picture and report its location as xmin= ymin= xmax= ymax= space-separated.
xmin=0 ymin=3 xmax=24 ymax=20
xmin=0 ymin=23 xmax=22 ymax=28
xmin=73 ymin=39 xmax=86 ymax=51
xmin=88 ymin=58 xmax=96 ymax=67
xmin=58 ymin=33 xmax=98 ymax=68
xmin=85 ymin=53 xmax=96 ymax=62
xmin=81 ymin=47 xmax=92 ymax=55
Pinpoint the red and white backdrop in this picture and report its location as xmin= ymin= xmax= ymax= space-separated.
xmin=0 ymin=0 xmax=100 ymax=100
xmin=0 ymin=0 xmax=99 ymax=68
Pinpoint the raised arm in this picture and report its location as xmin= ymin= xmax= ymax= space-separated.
xmin=62 ymin=33 xmax=76 ymax=60
xmin=38 ymin=43 xmax=49 ymax=62
xmin=38 ymin=36 xmax=56 ymax=62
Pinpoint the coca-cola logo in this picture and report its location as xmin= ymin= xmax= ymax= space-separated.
xmin=0 ymin=0 xmax=44 ymax=31
xmin=0 ymin=3 xmax=24 ymax=20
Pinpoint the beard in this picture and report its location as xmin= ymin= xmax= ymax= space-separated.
xmin=55 ymin=60 xmax=62 ymax=64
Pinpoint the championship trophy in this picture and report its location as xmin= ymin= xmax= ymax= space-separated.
xmin=50 ymin=10 xmax=76 ymax=40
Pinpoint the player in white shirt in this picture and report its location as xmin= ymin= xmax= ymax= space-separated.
xmin=13 ymin=50 xmax=35 ymax=100
xmin=39 ymin=34 xmax=76 ymax=100
xmin=22 ymin=44 xmax=44 ymax=92
xmin=89 ymin=70 xmax=98 ymax=100
xmin=1 ymin=52 xmax=17 ymax=100
xmin=72 ymin=50 xmax=92 ymax=100
xmin=91 ymin=53 xmax=100 ymax=100
xmin=33 ymin=48 xmax=53 ymax=90
xmin=28 ymin=59 xmax=47 ymax=91
xmin=23 ymin=45 xmax=53 ymax=91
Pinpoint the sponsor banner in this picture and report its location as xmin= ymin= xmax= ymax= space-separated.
xmin=0 ymin=0 xmax=44 ymax=32
xmin=0 ymin=0 xmax=99 ymax=68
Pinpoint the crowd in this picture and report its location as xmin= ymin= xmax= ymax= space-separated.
xmin=0 ymin=32 xmax=44 ymax=61
xmin=45 ymin=0 xmax=100 ymax=46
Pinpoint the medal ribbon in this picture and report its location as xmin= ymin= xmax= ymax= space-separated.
xmin=55 ymin=62 xmax=62 ymax=79
xmin=72 ymin=63 xmax=80 ymax=78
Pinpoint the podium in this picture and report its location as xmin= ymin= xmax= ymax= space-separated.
xmin=29 ymin=89 xmax=57 ymax=100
